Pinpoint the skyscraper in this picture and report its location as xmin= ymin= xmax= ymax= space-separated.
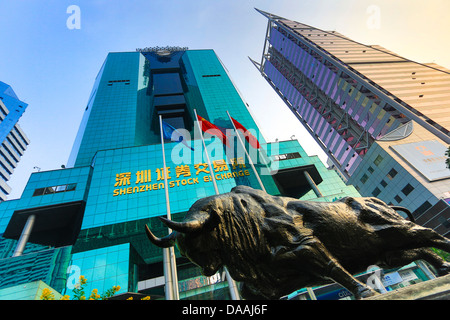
xmin=252 ymin=9 xmax=450 ymax=236
xmin=0 ymin=82 xmax=30 ymax=202
xmin=0 ymin=48 xmax=359 ymax=300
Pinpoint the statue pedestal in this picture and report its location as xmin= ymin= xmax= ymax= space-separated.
xmin=366 ymin=274 xmax=450 ymax=300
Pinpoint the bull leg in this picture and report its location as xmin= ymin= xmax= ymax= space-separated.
xmin=383 ymin=248 xmax=450 ymax=276
xmin=295 ymin=239 xmax=378 ymax=299
xmin=326 ymin=261 xmax=378 ymax=299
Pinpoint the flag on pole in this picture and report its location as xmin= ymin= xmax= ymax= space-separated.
xmin=159 ymin=115 xmax=180 ymax=300
xmin=162 ymin=120 xmax=194 ymax=150
xmin=230 ymin=117 xmax=261 ymax=149
xmin=196 ymin=114 xmax=230 ymax=147
xmin=226 ymin=111 xmax=266 ymax=192
xmin=193 ymin=109 xmax=240 ymax=300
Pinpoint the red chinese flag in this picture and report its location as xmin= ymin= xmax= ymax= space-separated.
xmin=231 ymin=117 xmax=261 ymax=149
xmin=196 ymin=114 xmax=229 ymax=147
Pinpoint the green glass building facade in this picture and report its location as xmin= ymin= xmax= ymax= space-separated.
xmin=0 ymin=48 xmax=360 ymax=300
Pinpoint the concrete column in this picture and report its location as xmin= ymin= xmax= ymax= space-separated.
xmin=304 ymin=171 xmax=322 ymax=198
xmin=12 ymin=214 xmax=36 ymax=257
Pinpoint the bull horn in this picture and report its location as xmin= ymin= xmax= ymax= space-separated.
xmin=145 ymin=224 xmax=177 ymax=248
xmin=390 ymin=206 xmax=415 ymax=223
xmin=158 ymin=216 xmax=205 ymax=233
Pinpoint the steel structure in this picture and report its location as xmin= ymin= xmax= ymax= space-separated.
xmin=252 ymin=8 xmax=450 ymax=180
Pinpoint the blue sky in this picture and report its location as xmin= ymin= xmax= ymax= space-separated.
xmin=1 ymin=0 xmax=449 ymax=199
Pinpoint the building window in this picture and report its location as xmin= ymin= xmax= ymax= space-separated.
xmin=439 ymin=216 xmax=450 ymax=228
xmin=394 ymin=195 xmax=403 ymax=203
xmin=387 ymin=168 xmax=398 ymax=180
xmin=414 ymin=201 xmax=432 ymax=217
xmin=380 ymin=180 xmax=387 ymax=188
xmin=66 ymin=183 xmax=77 ymax=191
xmin=368 ymin=166 xmax=374 ymax=174
xmin=374 ymin=155 xmax=383 ymax=167
xmin=32 ymin=188 xmax=44 ymax=196
xmin=107 ymin=79 xmax=130 ymax=86
xmin=401 ymin=184 xmax=414 ymax=196
xmin=33 ymin=184 xmax=77 ymax=197
xmin=372 ymin=187 xmax=381 ymax=197
xmin=153 ymin=73 xmax=183 ymax=96
xmin=164 ymin=115 xmax=185 ymax=130
xmin=360 ymin=174 xmax=369 ymax=184
xmin=273 ymin=152 xmax=301 ymax=161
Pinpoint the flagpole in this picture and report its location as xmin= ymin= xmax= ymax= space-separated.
xmin=193 ymin=109 xmax=240 ymax=301
xmin=159 ymin=114 xmax=180 ymax=300
xmin=226 ymin=111 xmax=266 ymax=192
xmin=193 ymin=109 xmax=219 ymax=195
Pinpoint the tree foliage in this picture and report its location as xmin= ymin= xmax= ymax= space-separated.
xmin=40 ymin=275 xmax=121 ymax=300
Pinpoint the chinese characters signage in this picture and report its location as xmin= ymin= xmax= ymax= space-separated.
xmin=112 ymin=158 xmax=251 ymax=197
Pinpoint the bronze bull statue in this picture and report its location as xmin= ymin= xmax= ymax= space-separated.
xmin=145 ymin=185 xmax=450 ymax=299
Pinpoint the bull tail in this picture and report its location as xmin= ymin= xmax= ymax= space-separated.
xmin=390 ymin=206 xmax=415 ymax=223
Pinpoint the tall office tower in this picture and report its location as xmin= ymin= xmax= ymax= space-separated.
xmin=253 ymin=9 xmax=450 ymax=236
xmin=0 ymin=48 xmax=359 ymax=300
xmin=0 ymin=82 xmax=30 ymax=201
